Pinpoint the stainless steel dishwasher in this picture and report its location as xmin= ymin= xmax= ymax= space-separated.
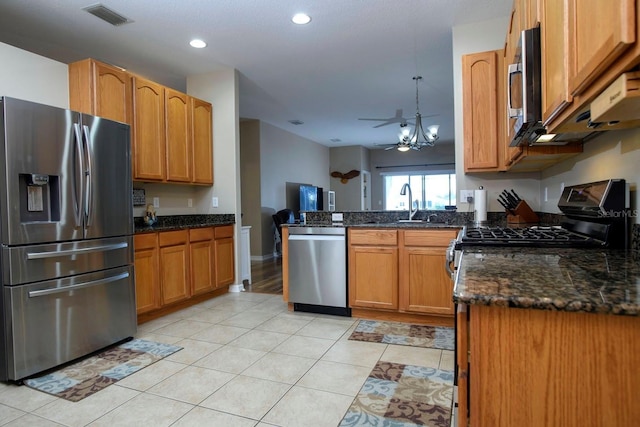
xmin=287 ymin=227 xmax=350 ymax=316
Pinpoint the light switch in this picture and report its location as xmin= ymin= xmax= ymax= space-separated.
xmin=153 ymin=197 xmax=160 ymax=208
xmin=212 ymin=197 xmax=219 ymax=208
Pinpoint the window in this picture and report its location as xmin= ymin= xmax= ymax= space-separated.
xmin=384 ymin=173 xmax=456 ymax=211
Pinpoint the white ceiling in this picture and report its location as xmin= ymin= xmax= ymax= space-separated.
xmin=0 ymin=0 xmax=512 ymax=149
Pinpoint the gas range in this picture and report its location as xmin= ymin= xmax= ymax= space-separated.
xmin=456 ymin=179 xmax=630 ymax=250
xmin=458 ymin=224 xmax=604 ymax=248
xmin=446 ymin=179 xmax=630 ymax=279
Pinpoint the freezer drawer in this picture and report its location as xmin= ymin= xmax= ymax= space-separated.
xmin=3 ymin=265 xmax=136 ymax=381
xmin=2 ymin=236 xmax=133 ymax=286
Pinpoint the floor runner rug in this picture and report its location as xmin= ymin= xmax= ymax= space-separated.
xmin=339 ymin=360 xmax=454 ymax=427
xmin=348 ymin=320 xmax=454 ymax=350
xmin=24 ymin=339 xmax=182 ymax=402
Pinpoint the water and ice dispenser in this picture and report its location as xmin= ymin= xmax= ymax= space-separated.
xmin=19 ymin=173 xmax=60 ymax=222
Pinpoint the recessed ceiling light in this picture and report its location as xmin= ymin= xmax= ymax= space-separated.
xmin=292 ymin=13 xmax=311 ymax=25
xmin=189 ymin=39 xmax=207 ymax=48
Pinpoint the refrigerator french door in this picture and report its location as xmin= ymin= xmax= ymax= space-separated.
xmin=0 ymin=97 xmax=136 ymax=381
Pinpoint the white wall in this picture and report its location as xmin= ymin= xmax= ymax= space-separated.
xmin=0 ymin=42 xmax=68 ymax=108
xmin=330 ymin=146 xmax=370 ymax=211
xmin=259 ymin=121 xmax=330 ymax=211
xmin=452 ymin=18 xmax=542 ymax=212
xmin=541 ymin=128 xmax=640 ymax=223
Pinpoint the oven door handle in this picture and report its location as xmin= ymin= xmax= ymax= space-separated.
xmin=445 ymin=240 xmax=457 ymax=279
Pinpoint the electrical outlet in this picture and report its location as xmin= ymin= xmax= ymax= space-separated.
xmin=212 ymin=197 xmax=219 ymax=208
xmin=187 ymin=198 xmax=193 ymax=208
xmin=460 ymin=190 xmax=474 ymax=202
xmin=331 ymin=212 xmax=344 ymax=222
xmin=153 ymin=197 xmax=160 ymax=208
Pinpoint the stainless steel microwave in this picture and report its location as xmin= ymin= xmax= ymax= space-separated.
xmin=508 ymin=27 xmax=543 ymax=147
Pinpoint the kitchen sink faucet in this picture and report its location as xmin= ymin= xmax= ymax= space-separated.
xmin=400 ymin=183 xmax=418 ymax=220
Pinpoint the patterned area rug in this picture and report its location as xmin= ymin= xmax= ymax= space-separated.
xmin=348 ymin=320 xmax=454 ymax=350
xmin=339 ymin=361 xmax=454 ymax=427
xmin=24 ymin=339 xmax=182 ymax=402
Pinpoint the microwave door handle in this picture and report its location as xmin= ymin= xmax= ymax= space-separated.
xmin=507 ymin=63 xmax=522 ymax=118
xmin=72 ymin=123 xmax=85 ymax=228
xmin=82 ymin=124 xmax=93 ymax=228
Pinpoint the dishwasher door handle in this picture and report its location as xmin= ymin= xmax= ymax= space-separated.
xmin=288 ymin=235 xmax=345 ymax=241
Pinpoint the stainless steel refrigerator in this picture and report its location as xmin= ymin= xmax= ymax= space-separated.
xmin=0 ymin=97 xmax=136 ymax=382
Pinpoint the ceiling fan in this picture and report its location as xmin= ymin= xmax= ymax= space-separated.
xmin=358 ymin=109 xmax=414 ymax=128
xmin=373 ymin=76 xmax=440 ymax=152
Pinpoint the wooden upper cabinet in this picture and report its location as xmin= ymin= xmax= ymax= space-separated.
xmin=133 ymin=76 xmax=166 ymax=181
xmin=69 ymin=59 xmax=132 ymax=124
xmin=522 ymin=0 xmax=540 ymax=28
xmin=541 ymin=0 xmax=572 ymax=125
xmin=165 ymin=88 xmax=191 ymax=183
xmin=191 ymin=98 xmax=214 ymax=185
xmin=568 ymin=0 xmax=636 ymax=97
xmin=463 ymin=50 xmax=506 ymax=172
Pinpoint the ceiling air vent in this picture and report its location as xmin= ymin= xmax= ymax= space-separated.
xmin=288 ymin=120 xmax=304 ymax=125
xmin=83 ymin=4 xmax=132 ymax=26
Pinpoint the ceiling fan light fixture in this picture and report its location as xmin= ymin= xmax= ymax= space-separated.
xmin=397 ymin=143 xmax=411 ymax=152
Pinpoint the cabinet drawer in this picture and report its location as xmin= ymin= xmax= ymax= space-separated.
xmin=349 ymin=229 xmax=397 ymax=246
xmin=134 ymin=233 xmax=158 ymax=250
xmin=214 ymin=225 xmax=234 ymax=239
xmin=403 ymin=229 xmax=459 ymax=247
xmin=189 ymin=227 xmax=214 ymax=242
xmin=158 ymin=229 xmax=188 ymax=247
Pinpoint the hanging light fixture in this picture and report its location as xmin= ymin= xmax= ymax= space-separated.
xmin=395 ymin=76 xmax=439 ymax=151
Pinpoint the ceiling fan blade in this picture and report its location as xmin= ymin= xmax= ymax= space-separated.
xmin=385 ymin=146 xmax=396 ymax=150
xmin=372 ymin=121 xmax=397 ymax=128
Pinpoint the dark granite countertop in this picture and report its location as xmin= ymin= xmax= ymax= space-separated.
xmin=134 ymin=214 xmax=235 ymax=234
xmin=283 ymin=222 xmax=462 ymax=229
xmin=453 ymin=247 xmax=640 ymax=316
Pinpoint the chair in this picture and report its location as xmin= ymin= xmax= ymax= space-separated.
xmin=272 ymin=209 xmax=294 ymax=241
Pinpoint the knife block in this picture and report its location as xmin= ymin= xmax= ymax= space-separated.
xmin=506 ymin=200 xmax=539 ymax=224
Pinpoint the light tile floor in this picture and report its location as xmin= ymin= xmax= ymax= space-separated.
xmin=0 ymin=292 xmax=455 ymax=427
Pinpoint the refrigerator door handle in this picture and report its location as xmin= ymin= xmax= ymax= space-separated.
xmin=27 ymin=272 xmax=130 ymax=298
xmin=72 ymin=123 xmax=85 ymax=228
xmin=82 ymin=124 xmax=93 ymax=227
xmin=26 ymin=242 xmax=129 ymax=260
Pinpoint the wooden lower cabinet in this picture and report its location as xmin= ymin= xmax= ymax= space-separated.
xmin=190 ymin=227 xmax=215 ymax=295
xmin=214 ymin=225 xmax=235 ymax=287
xmin=458 ymin=304 xmax=640 ymax=426
xmin=133 ymin=233 xmax=160 ymax=314
xmin=349 ymin=245 xmax=399 ymax=310
xmin=159 ymin=230 xmax=190 ymax=305
xmin=399 ymin=229 xmax=459 ymax=315
xmin=348 ymin=228 xmax=459 ymax=321
xmin=133 ymin=224 xmax=234 ymax=318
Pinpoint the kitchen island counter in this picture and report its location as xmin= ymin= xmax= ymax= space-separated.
xmin=454 ymin=247 xmax=640 ymax=427
xmin=453 ymin=247 xmax=640 ymax=316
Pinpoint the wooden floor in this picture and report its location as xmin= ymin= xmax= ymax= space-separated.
xmin=244 ymin=257 xmax=283 ymax=294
